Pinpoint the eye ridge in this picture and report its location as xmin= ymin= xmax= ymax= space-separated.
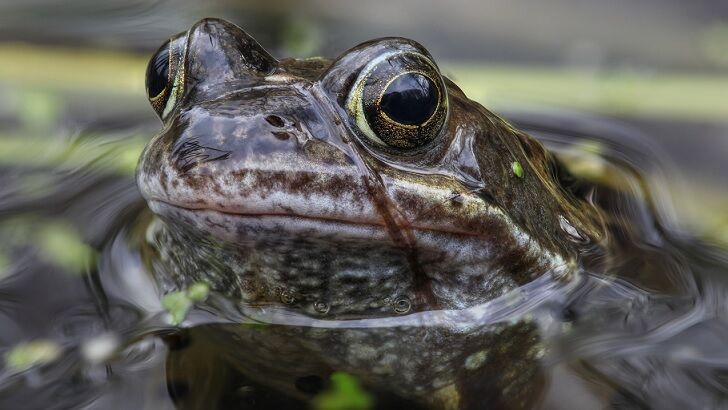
xmin=376 ymin=70 xmax=441 ymax=129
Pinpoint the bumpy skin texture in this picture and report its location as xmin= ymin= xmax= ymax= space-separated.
xmin=137 ymin=18 xmax=605 ymax=409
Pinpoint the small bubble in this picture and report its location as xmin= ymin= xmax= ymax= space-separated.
xmin=280 ymin=290 xmax=295 ymax=304
xmin=313 ymin=301 xmax=330 ymax=314
xmin=393 ymin=296 xmax=411 ymax=314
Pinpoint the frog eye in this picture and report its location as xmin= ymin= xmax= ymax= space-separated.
xmin=145 ymin=34 xmax=187 ymax=120
xmin=346 ymin=51 xmax=448 ymax=150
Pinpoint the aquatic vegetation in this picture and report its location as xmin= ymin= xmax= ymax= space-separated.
xmin=4 ymin=340 xmax=61 ymax=372
xmin=162 ymin=282 xmax=210 ymax=325
xmin=312 ymin=372 xmax=373 ymax=410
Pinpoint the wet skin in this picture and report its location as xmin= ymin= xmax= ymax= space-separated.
xmin=137 ymin=18 xmax=606 ymax=409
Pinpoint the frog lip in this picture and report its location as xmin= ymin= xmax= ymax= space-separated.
xmin=146 ymin=199 xmax=573 ymax=283
xmin=147 ymin=198 xmax=487 ymax=239
xmin=149 ymin=198 xmax=386 ymax=229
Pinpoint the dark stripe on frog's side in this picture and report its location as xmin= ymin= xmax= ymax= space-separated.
xmin=361 ymin=171 xmax=441 ymax=309
xmin=388 ymin=186 xmax=547 ymax=286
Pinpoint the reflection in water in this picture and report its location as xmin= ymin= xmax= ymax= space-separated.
xmin=0 ymin=113 xmax=726 ymax=409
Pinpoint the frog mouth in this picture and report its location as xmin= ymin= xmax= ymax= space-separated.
xmin=147 ymin=198 xmax=489 ymax=240
xmin=146 ymin=197 xmax=571 ymax=276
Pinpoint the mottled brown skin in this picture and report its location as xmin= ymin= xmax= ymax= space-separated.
xmin=137 ymin=18 xmax=606 ymax=409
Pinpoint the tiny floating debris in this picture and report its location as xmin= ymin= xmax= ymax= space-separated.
xmin=162 ymin=281 xmax=210 ymax=325
xmin=4 ymin=339 xmax=61 ymax=372
xmin=511 ymin=161 xmax=524 ymax=178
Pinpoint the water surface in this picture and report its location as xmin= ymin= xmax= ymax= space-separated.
xmin=1 ymin=2 xmax=728 ymax=409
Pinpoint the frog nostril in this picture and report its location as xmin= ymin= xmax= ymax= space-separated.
xmin=272 ymin=131 xmax=291 ymax=140
xmin=265 ymin=115 xmax=285 ymax=128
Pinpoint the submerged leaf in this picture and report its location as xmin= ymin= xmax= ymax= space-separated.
xmin=313 ymin=372 xmax=373 ymax=410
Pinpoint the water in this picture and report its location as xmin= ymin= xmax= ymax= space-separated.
xmin=0 ymin=104 xmax=726 ymax=409
xmin=2 ymin=2 xmax=728 ymax=409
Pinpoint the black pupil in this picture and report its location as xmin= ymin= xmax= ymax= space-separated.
xmin=146 ymin=45 xmax=170 ymax=98
xmin=379 ymin=73 xmax=438 ymax=126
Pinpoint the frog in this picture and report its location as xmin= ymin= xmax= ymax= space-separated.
xmin=136 ymin=18 xmax=608 ymax=409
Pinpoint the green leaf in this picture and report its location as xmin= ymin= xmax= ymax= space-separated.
xmin=39 ymin=223 xmax=94 ymax=273
xmin=162 ymin=291 xmax=192 ymax=326
xmin=162 ymin=282 xmax=210 ymax=325
xmin=5 ymin=340 xmax=61 ymax=372
xmin=186 ymin=282 xmax=209 ymax=302
xmin=312 ymin=372 xmax=373 ymax=410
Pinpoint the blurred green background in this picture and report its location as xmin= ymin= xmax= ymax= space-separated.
xmin=0 ymin=0 xmax=727 ymax=243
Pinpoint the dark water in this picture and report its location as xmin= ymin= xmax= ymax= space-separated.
xmin=1 ymin=105 xmax=728 ymax=409
xmin=1 ymin=1 xmax=728 ymax=408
